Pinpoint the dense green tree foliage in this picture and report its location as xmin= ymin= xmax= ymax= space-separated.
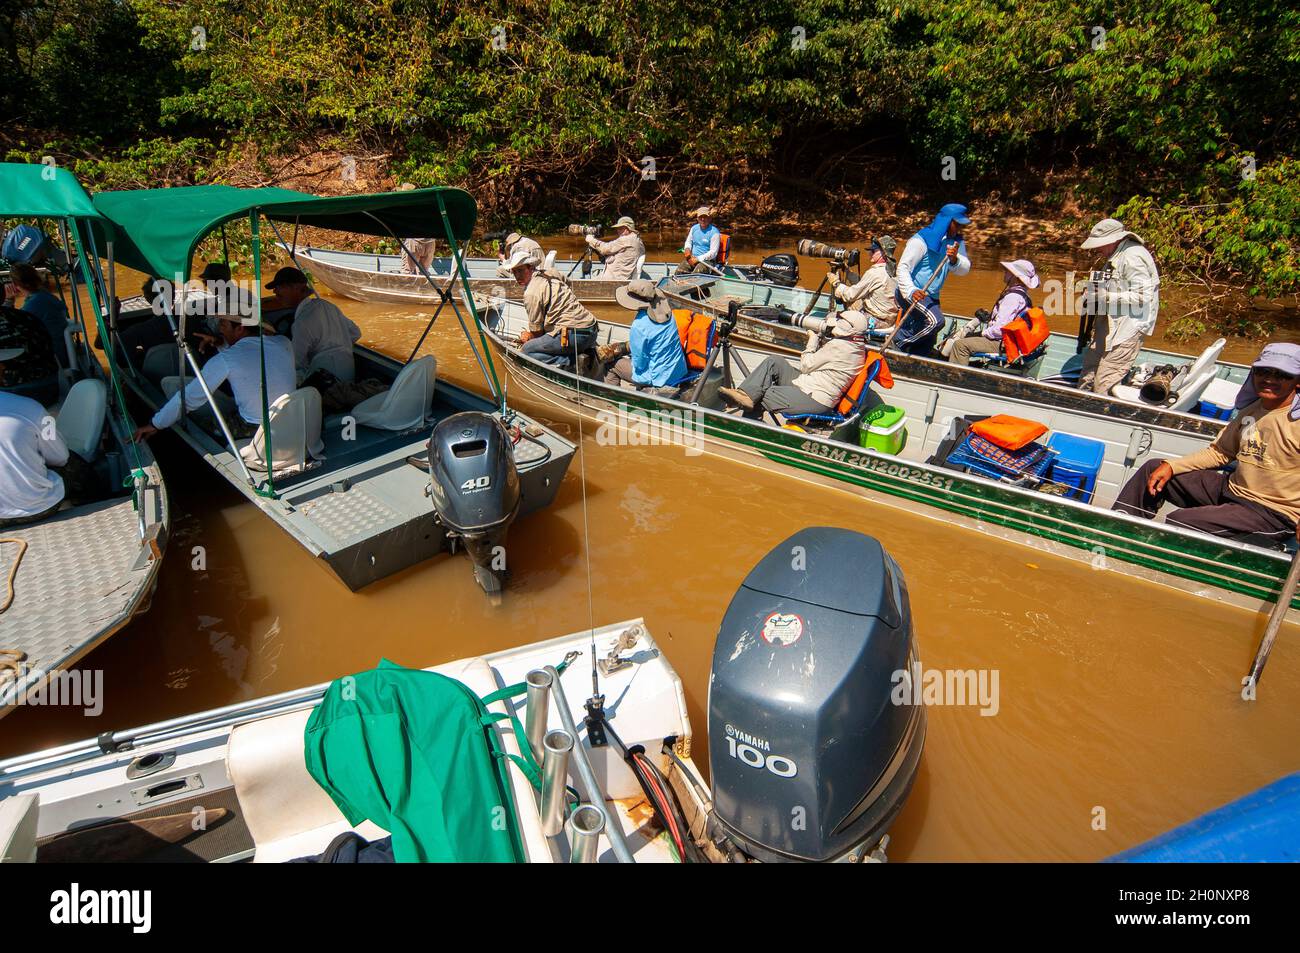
xmin=2 ymin=0 xmax=1296 ymax=296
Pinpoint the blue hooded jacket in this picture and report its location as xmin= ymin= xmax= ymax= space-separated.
xmin=907 ymin=203 xmax=971 ymax=297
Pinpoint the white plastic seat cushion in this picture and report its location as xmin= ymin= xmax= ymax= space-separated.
xmin=240 ymin=387 xmax=325 ymax=475
xmin=227 ymin=656 xmax=549 ymax=863
xmin=349 ymin=354 xmax=437 ymax=432
xmin=0 ymin=794 xmax=39 ymax=863
xmin=56 ymin=378 xmax=107 ymax=458
xmin=542 ymin=249 xmax=557 ymax=271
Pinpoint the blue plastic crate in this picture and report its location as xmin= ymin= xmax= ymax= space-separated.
xmin=946 ymin=432 xmax=1056 ymax=482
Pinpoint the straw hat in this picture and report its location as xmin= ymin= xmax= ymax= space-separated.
xmin=614 ymin=216 xmax=637 ymax=231
xmin=690 ymin=206 xmax=714 ymax=218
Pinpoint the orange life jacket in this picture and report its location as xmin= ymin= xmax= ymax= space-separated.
xmin=716 ymin=233 xmax=731 ymax=265
xmin=970 ymin=414 xmax=1047 ymax=451
xmin=1002 ymin=306 xmax=1050 ymax=363
xmin=672 ymin=309 xmax=714 ymax=370
xmin=836 ymin=352 xmax=893 ymax=415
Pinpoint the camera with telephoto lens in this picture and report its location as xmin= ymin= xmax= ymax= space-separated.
xmin=566 ymin=224 xmax=603 ymax=237
xmin=482 ymin=229 xmax=508 ymax=244
xmin=1079 ymin=267 xmax=1114 ymax=316
xmin=796 ymin=238 xmax=860 ymax=270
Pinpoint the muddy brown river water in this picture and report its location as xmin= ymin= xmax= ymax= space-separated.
xmin=1 ymin=234 xmax=1296 ymax=861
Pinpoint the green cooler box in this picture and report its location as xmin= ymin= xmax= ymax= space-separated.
xmin=859 ymin=405 xmax=907 ymax=454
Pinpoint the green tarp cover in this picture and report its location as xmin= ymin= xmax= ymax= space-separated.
xmin=88 ymin=183 xmax=477 ymax=281
xmin=0 ymin=162 xmax=102 ymax=219
xmin=303 ymin=660 xmax=525 ymax=863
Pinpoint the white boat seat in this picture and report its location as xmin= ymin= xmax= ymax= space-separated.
xmin=240 ymin=387 xmax=325 ymax=475
xmin=56 ymin=378 xmax=107 ymax=459
xmin=542 ymin=250 xmax=557 ymax=271
xmin=347 ymin=354 xmax=437 ymax=432
xmin=633 ymin=253 xmax=646 ymax=278
xmin=227 ymin=656 xmax=550 ymax=863
xmin=1110 ymin=338 xmax=1227 ymax=410
xmin=0 ymin=794 xmax=39 ymax=863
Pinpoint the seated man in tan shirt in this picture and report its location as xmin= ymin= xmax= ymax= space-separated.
xmin=584 ymin=216 xmax=645 ymax=282
xmin=506 ymin=249 xmax=599 ymax=369
xmin=1113 ymin=343 xmax=1300 ymax=546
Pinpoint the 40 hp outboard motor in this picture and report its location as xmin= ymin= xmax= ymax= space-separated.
xmin=426 ymin=411 xmax=521 ymax=595
xmin=707 ymin=527 xmax=925 ymax=862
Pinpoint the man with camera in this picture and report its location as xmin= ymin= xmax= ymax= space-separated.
xmin=1076 ymin=217 xmax=1161 ymax=395
xmin=827 ymin=236 xmax=897 ymax=328
xmin=677 ymin=206 xmax=722 ymax=275
xmin=507 ymin=249 xmax=600 ymax=370
xmin=718 ymin=311 xmax=870 ymax=418
xmin=584 ymin=217 xmax=645 ymax=282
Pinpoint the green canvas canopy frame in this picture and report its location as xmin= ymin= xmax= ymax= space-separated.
xmin=87 ymin=183 xmax=505 ymax=498
xmin=0 ymin=163 xmax=152 ymax=534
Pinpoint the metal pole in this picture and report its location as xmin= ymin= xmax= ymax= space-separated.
xmin=524 ymin=669 xmax=553 ymax=763
xmin=540 ymin=729 xmax=573 ymax=837
xmin=544 ymin=665 xmax=635 ymax=863
xmin=567 ymin=804 xmax=607 ymax=863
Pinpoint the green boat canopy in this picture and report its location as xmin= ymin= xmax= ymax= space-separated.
xmin=0 ymin=162 xmax=102 ymax=219
xmin=89 ymin=184 xmax=478 ymax=281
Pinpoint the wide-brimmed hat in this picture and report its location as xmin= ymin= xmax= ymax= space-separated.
xmin=502 ymin=248 xmax=539 ymax=271
xmin=1081 ymin=218 xmax=1143 ymax=250
xmin=264 ymin=266 xmax=308 ymax=289
xmin=872 ymin=235 xmax=898 ymax=259
xmin=615 ymin=279 xmax=672 ymax=323
xmin=0 ymin=346 xmax=25 ymax=362
xmin=614 ymin=216 xmax=637 ymax=231
xmin=1252 ymin=343 xmax=1300 ymax=377
xmin=690 ymin=206 xmax=714 ymax=218
xmin=1000 ymin=259 xmax=1040 ymax=289
xmin=830 ymin=310 xmax=871 ymax=338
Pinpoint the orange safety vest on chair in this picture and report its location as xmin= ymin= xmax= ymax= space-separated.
xmin=716 ymin=233 xmax=731 ymax=265
xmin=673 ymin=309 xmax=714 ymax=370
xmin=836 ymin=352 xmax=893 ymax=415
xmin=1002 ymin=307 xmax=1050 ymax=363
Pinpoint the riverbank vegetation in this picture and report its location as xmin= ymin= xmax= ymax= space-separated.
xmin=2 ymin=0 xmax=1296 ymax=333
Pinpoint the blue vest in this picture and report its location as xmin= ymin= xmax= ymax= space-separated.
xmin=686 ymin=224 xmax=720 ymax=259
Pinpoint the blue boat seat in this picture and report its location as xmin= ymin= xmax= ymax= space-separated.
xmin=967 ymin=341 xmax=1049 ymax=373
xmin=782 ymin=360 xmax=886 ymax=443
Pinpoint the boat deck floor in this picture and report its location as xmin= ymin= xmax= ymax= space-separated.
xmin=0 ymin=495 xmax=156 ymax=709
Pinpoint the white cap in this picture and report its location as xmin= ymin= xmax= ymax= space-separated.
xmin=502 ymin=248 xmax=539 ymax=271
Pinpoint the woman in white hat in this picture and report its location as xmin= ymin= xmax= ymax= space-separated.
xmin=585 ymin=216 xmax=645 ymax=282
xmin=949 ymin=258 xmax=1040 ymax=366
xmin=720 ymin=311 xmax=871 ymax=418
xmin=677 ymin=206 xmax=721 ymax=275
xmin=1077 ymin=217 xmax=1161 ymax=395
xmin=602 ymin=279 xmax=689 ymax=390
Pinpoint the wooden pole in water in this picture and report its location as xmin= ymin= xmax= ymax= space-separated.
xmin=1242 ymin=548 xmax=1300 ymax=699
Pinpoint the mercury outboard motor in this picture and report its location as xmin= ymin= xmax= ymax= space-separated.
xmin=426 ymin=411 xmax=521 ymax=594
xmin=758 ymin=253 xmax=799 ymax=287
xmin=707 ymin=527 xmax=925 ymax=862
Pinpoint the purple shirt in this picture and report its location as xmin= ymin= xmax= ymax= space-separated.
xmin=984 ymin=286 xmax=1031 ymax=340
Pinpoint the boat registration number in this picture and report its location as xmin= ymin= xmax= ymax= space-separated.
xmin=799 ymin=440 xmax=956 ymax=492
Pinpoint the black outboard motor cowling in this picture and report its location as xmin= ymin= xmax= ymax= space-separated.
xmin=426 ymin=411 xmax=521 ymax=594
xmin=759 ymin=253 xmax=799 ymax=287
xmin=708 ymin=527 xmax=925 ymax=862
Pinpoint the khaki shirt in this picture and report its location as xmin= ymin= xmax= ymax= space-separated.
xmin=523 ymin=272 xmax=597 ymax=334
xmin=1169 ymin=399 xmax=1300 ymax=522
xmin=833 ymin=261 xmax=896 ymax=321
xmin=590 ymin=233 xmax=645 ymax=281
xmin=793 ymin=334 xmax=866 ymax=407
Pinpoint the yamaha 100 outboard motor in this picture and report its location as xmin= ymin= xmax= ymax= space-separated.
xmin=426 ymin=411 xmax=521 ymax=595
xmin=707 ymin=526 xmax=925 ymax=862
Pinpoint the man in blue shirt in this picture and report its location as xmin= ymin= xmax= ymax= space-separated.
xmin=892 ymin=203 xmax=972 ymax=357
xmin=676 ymin=206 xmax=722 ymax=275
xmin=603 ymin=280 xmax=689 ymax=391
